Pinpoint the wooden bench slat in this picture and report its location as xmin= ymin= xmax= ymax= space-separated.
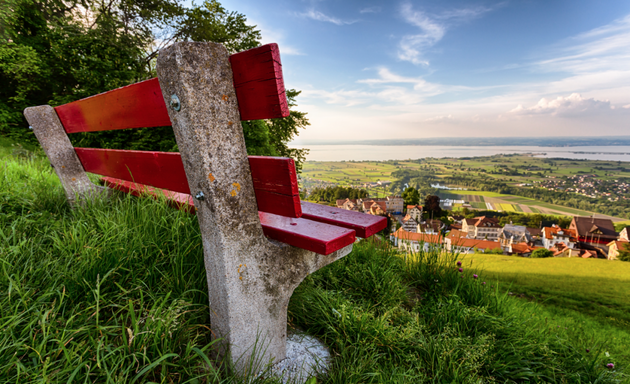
xmin=55 ymin=78 xmax=171 ymax=134
xmin=54 ymin=44 xmax=288 ymax=133
xmin=102 ymin=176 xmax=195 ymax=213
xmin=79 ymin=148 xmax=301 ymax=217
xmin=229 ymin=43 xmax=289 ymax=121
xmin=300 ymin=201 xmax=387 ymax=238
xmin=103 ymin=176 xmax=353 ymax=255
xmin=258 ymin=212 xmax=355 ymax=255
xmin=76 ymin=147 xmax=191 ymax=193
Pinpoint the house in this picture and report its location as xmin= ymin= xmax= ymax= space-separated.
xmin=570 ymin=216 xmax=618 ymax=246
xmin=461 ymin=216 xmax=502 ymax=241
xmin=549 ymin=242 xmax=580 ymax=257
xmin=620 ymin=227 xmax=629 ymax=242
xmin=407 ymin=205 xmax=423 ymax=222
xmin=418 ymin=219 xmax=443 ymax=234
xmin=526 ymin=227 xmax=543 ymax=240
xmin=444 ymin=236 xmax=502 ymax=254
xmin=357 ymin=195 xmax=404 ymax=214
xmin=386 ymin=196 xmax=404 ymax=214
xmin=607 ymin=240 xmax=629 ymax=260
xmin=541 ymin=225 xmax=576 ymax=250
xmin=368 ymin=201 xmax=387 ymax=216
xmin=508 ymin=242 xmax=543 ymax=256
xmin=499 ymin=224 xmax=532 ymax=249
xmin=393 ymin=228 xmax=443 ymax=253
xmin=401 ymin=214 xmax=418 ymax=232
xmin=449 ymin=214 xmax=465 ymax=224
xmin=337 ymin=198 xmax=360 ymax=211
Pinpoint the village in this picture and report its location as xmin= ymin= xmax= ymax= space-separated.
xmin=335 ymin=196 xmax=629 ymax=260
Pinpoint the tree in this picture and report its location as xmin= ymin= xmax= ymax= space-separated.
xmin=531 ymin=248 xmax=553 ymax=258
xmin=618 ymin=242 xmax=630 ymax=262
xmin=402 ymin=187 xmax=420 ymax=207
xmin=423 ymin=195 xmax=442 ymax=217
xmin=1 ymin=0 xmax=309 ymax=171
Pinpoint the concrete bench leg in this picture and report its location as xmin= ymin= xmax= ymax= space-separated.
xmin=23 ymin=106 xmax=109 ymax=207
xmin=156 ymin=42 xmax=353 ymax=371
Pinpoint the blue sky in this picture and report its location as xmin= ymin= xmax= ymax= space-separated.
xmin=213 ymin=0 xmax=630 ymax=143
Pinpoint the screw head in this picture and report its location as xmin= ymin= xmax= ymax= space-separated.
xmin=170 ymin=94 xmax=181 ymax=111
xmin=195 ymin=191 xmax=205 ymax=200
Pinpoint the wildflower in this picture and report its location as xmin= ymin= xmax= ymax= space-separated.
xmin=482 ymin=282 xmax=486 ymax=285
xmin=457 ymin=261 xmax=462 ymax=267
xmin=586 ymin=349 xmax=590 ymax=353
xmin=473 ymin=274 xmax=478 ymax=279
xmin=458 ymin=268 xmax=463 ymax=273
xmin=607 ymin=363 xmax=614 ymax=369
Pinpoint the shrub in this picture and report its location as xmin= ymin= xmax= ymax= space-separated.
xmin=531 ymin=248 xmax=554 ymax=258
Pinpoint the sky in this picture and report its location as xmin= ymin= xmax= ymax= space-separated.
xmin=212 ymin=0 xmax=630 ymax=144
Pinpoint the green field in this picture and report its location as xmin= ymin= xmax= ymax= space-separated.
xmin=462 ymin=254 xmax=630 ymax=328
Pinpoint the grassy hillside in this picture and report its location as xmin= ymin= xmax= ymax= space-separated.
xmin=0 ymin=141 xmax=628 ymax=382
xmin=461 ymin=254 xmax=630 ymax=327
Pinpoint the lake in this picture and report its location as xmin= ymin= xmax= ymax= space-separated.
xmin=289 ymin=145 xmax=630 ymax=162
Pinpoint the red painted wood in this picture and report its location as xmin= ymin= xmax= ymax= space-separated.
xmin=254 ymin=189 xmax=302 ymax=218
xmin=75 ymin=147 xmax=191 ymax=194
xmin=78 ymin=148 xmax=301 ymax=217
xmin=300 ymin=202 xmax=387 ymax=238
xmin=54 ymin=44 xmax=289 ymax=133
xmin=103 ymin=177 xmax=353 ymax=254
xmin=55 ymin=78 xmax=171 ymax=133
xmin=230 ymin=43 xmax=290 ymax=121
xmin=248 ymin=156 xmax=298 ymax=195
xmin=258 ymin=212 xmax=355 ymax=255
xmin=102 ymin=177 xmax=195 ymax=213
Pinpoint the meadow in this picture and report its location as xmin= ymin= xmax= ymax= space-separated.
xmin=1 ymin=140 xmax=628 ymax=382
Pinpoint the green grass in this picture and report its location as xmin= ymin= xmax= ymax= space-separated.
xmin=1 ymin=143 xmax=628 ymax=383
xmin=460 ymin=254 xmax=630 ymax=343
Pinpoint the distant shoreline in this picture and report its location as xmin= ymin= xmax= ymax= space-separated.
xmin=293 ymin=136 xmax=630 ymax=148
xmin=292 ymin=144 xmax=630 ymax=162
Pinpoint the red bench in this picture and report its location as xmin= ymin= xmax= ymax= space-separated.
xmin=24 ymin=42 xmax=386 ymax=371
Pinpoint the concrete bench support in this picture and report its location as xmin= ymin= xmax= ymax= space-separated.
xmin=156 ymin=42 xmax=352 ymax=369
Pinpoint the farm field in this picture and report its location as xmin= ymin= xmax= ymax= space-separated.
xmin=301 ymin=154 xmax=630 ymax=220
xmin=437 ymin=190 xmax=624 ymax=221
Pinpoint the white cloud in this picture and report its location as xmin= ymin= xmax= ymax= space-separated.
xmin=424 ymin=114 xmax=457 ymax=123
xmin=299 ymin=8 xmax=358 ymax=25
xmin=397 ymin=2 xmax=494 ymax=65
xmin=248 ymin=18 xmax=304 ymax=55
xmin=360 ymin=7 xmax=381 ymax=14
xmin=509 ymin=93 xmax=613 ymax=117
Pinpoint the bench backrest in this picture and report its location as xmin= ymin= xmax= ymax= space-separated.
xmin=24 ymin=41 xmax=386 ymax=371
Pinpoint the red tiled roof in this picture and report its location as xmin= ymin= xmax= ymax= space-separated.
xmin=542 ymin=226 xmax=576 ymax=240
xmin=394 ymin=228 xmax=442 ymax=244
xmin=449 ymin=237 xmax=501 ymax=250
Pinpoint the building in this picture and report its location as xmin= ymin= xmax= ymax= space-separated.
xmin=461 ymin=216 xmax=502 ymax=241
xmin=570 ymin=216 xmax=618 ymax=246
xmin=620 ymin=227 xmax=629 ymax=242
xmin=357 ymin=196 xmax=404 ymax=214
xmin=407 ymin=205 xmax=423 ymax=222
xmin=541 ymin=225 xmax=576 ymax=249
xmin=386 ymin=196 xmax=404 ymax=214
xmin=607 ymin=240 xmax=629 ymax=260
xmin=336 ymin=198 xmax=360 ymax=211
xmin=444 ymin=236 xmax=502 ymax=254
xmin=401 ymin=215 xmax=418 ymax=233
xmin=393 ymin=228 xmax=443 ymax=253
xmin=418 ymin=219 xmax=443 ymax=234
xmin=498 ymin=224 xmax=532 ymax=249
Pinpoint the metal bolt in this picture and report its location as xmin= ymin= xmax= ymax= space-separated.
xmin=195 ymin=191 xmax=205 ymax=200
xmin=170 ymin=94 xmax=181 ymax=111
